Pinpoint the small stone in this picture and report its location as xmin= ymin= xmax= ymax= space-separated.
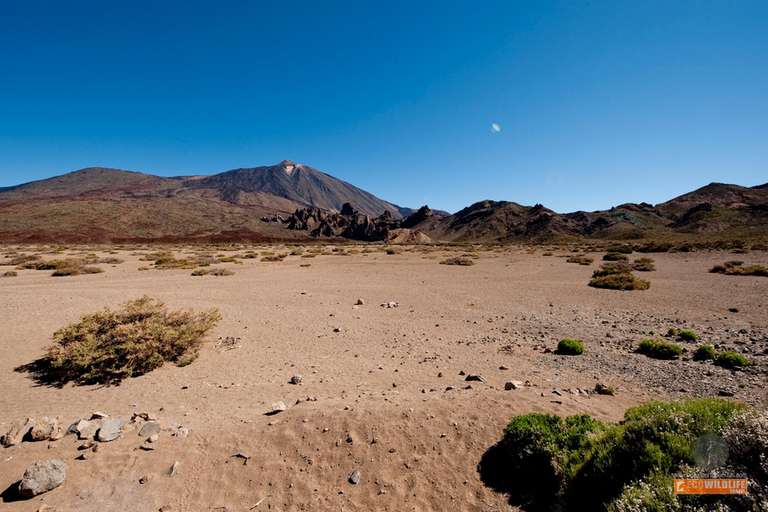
xmin=719 ymin=389 xmax=735 ymax=397
xmin=76 ymin=419 xmax=102 ymax=440
xmin=2 ymin=418 xmax=35 ymax=447
xmin=139 ymin=444 xmax=155 ymax=451
xmin=30 ymin=418 xmax=60 ymax=442
xmin=172 ymin=428 xmax=189 ymax=438
xmin=77 ymin=452 xmax=90 ymax=461
xmin=148 ymin=434 xmax=159 ymax=443
xmin=18 ymin=460 xmax=67 ymax=497
xmin=499 ymin=365 xmax=509 ymax=370
xmin=90 ymin=412 xmax=109 ymax=420
xmin=458 ymin=370 xmax=466 ymax=376
xmin=356 ymin=298 xmax=364 ymax=305
xmin=504 ymin=381 xmax=523 ymax=390
xmin=290 ymin=375 xmax=303 ymax=385
xmin=465 ymin=374 xmax=485 ymax=382
xmin=270 ymin=401 xmax=287 ymax=414
xmin=168 ymin=461 xmax=179 ymax=476
xmin=349 ymin=468 xmax=361 ymax=485
xmin=729 ymin=308 xmax=739 ymax=313
xmin=139 ymin=475 xmax=150 ymax=485
xmin=139 ymin=422 xmax=161 ymax=438
xmin=445 ymin=386 xmax=454 ymax=391
xmin=595 ymin=383 xmax=615 ymax=396
xmin=97 ymin=418 xmax=125 ymax=442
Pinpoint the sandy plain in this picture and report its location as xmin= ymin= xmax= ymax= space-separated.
xmin=0 ymin=246 xmax=766 ymax=511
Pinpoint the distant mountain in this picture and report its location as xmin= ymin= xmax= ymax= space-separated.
xmin=1 ymin=165 xmax=766 ymax=244
xmin=398 ymin=182 xmax=768 ymax=243
xmin=183 ymin=160 xmax=405 ymax=218
xmin=0 ymin=161 xmax=408 ymax=242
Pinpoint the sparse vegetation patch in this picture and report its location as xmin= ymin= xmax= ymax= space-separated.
xmin=440 ymin=257 xmax=475 ymax=266
xmin=715 ymin=351 xmax=752 ymax=370
xmin=637 ymin=338 xmax=682 ymax=359
xmin=27 ymin=296 xmax=220 ymax=385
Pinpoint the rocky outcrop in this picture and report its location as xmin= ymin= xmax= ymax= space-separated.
xmin=287 ymin=203 xmax=436 ymax=242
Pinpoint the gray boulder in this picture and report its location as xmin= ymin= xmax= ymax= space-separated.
xmin=18 ymin=460 xmax=67 ymax=497
xmin=97 ymin=418 xmax=125 ymax=442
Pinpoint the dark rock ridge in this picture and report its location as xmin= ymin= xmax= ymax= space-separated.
xmin=287 ymin=203 xmax=443 ymax=241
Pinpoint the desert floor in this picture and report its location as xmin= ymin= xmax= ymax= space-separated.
xmin=1 ymin=246 xmax=766 ymax=511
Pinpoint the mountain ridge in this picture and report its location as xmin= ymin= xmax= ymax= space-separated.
xmin=1 ymin=164 xmax=767 ymax=243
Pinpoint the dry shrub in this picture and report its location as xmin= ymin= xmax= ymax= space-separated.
xmin=440 ymin=257 xmax=475 ymax=266
xmin=41 ymin=296 xmax=220 ymax=384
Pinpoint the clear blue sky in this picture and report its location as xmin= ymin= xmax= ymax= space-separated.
xmin=1 ymin=1 xmax=766 ymax=213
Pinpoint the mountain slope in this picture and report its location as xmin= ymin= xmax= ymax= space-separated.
xmin=184 ymin=160 xmax=403 ymax=218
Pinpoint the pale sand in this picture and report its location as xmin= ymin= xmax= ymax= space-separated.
xmin=1 ymin=247 xmax=766 ymax=511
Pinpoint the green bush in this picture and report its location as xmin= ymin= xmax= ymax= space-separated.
xmin=38 ymin=296 xmax=220 ymax=384
xmin=496 ymin=399 xmax=746 ymax=511
xmin=715 ymin=351 xmax=752 ymax=370
xmin=637 ymin=339 xmax=682 ymax=360
xmin=557 ymin=339 xmax=585 ymax=355
xmin=692 ymin=345 xmax=715 ymax=361
xmin=603 ymin=252 xmax=629 ymax=261
xmin=677 ymin=330 xmax=697 ymax=342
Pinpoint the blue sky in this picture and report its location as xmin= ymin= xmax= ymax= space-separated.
xmin=1 ymin=1 xmax=766 ymax=213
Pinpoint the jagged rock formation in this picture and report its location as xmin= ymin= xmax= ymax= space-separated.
xmin=287 ymin=203 xmax=437 ymax=242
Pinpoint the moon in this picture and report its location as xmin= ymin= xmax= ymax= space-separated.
xmin=491 ymin=123 xmax=501 ymax=133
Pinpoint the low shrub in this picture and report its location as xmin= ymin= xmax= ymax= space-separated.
xmin=440 ymin=257 xmax=475 ymax=266
xmin=631 ymin=257 xmax=655 ymax=272
xmin=603 ymin=252 xmax=629 ymax=261
xmin=677 ymin=330 xmax=697 ymax=342
xmin=38 ymin=296 xmax=220 ymax=384
xmin=637 ymin=338 xmax=682 ymax=360
xmin=710 ymin=261 xmax=768 ymax=277
xmin=386 ymin=248 xmax=403 ymax=255
xmin=692 ymin=345 xmax=715 ymax=361
xmin=7 ymin=254 xmax=42 ymax=266
xmin=715 ymin=351 xmax=752 ymax=370
xmin=557 ymin=339 xmax=584 ymax=355
xmin=261 ymin=254 xmax=286 ymax=262
xmin=589 ymin=272 xmax=650 ymax=291
xmin=52 ymin=266 xmax=103 ymax=277
xmin=2 ymin=270 xmax=18 ymax=277
xmin=566 ymin=255 xmax=594 ymax=265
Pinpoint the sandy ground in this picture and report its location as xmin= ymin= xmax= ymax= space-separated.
xmin=0 ymin=246 xmax=767 ymax=511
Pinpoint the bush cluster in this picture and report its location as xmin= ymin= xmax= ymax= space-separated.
xmin=566 ymin=255 xmax=594 ymax=265
xmin=692 ymin=345 xmax=715 ymax=361
xmin=496 ymin=398 xmax=750 ymax=510
xmin=637 ymin=338 xmax=682 ymax=360
xmin=715 ymin=351 xmax=753 ymax=370
xmin=631 ymin=257 xmax=656 ymax=272
xmin=440 ymin=257 xmax=475 ymax=266
xmin=710 ymin=261 xmax=768 ymax=277
xmin=603 ymin=252 xmax=629 ymax=261
xmin=39 ymin=296 xmax=220 ymax=384
xmin=588 ymin=263 xmax=650 ymax=291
